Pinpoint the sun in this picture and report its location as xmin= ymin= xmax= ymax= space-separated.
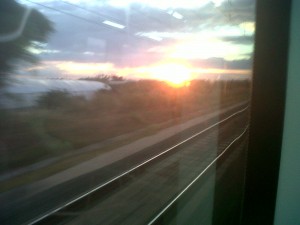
xmin=148 ymin=63 xmax=192 ymax=88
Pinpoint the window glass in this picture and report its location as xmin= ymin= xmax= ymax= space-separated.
xmin=0 ymin=0 xmax=255 ymax=224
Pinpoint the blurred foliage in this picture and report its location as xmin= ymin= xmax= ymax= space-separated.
xmin=0 ymin=0 xmax=53 ymax=81
xmin=37 ymin=90 xmax=72 ymax=110
xmin=1 ymin=79 xmax=251 ymax=171
xmin=37 ymin=90 xmax=87 ymax=111
xmin=80 ymin=74 xmax=125 ymax=83
xmin=0 ymin=0 xmax=55 ymax=170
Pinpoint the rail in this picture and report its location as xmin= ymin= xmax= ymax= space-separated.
xmin=29 ymin=104 xmax=249 ymax=225
xmin=148 ymin=124 xmax=249 ymax=224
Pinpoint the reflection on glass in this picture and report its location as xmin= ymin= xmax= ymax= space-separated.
xmin=0 ymin=0 xmax=255 ymax=224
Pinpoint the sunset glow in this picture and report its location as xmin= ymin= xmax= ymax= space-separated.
xmin=18 ymin=0 xmax=255 ymax=83
xmin=147 ymin=63 xmax=192 ymax=87
xmin=56 ymin=61 xmax=114 ymax=75
xmin=27 ymin=60 xmax=251 ymax=82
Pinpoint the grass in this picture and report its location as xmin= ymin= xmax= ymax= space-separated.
xmin=0 ymin=79 xmax=251 ymax=192
xmin=0 ymin=108 xmax=208 ymax=193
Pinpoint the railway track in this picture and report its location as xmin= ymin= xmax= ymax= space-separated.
xmin=27 ymin=105 xmax=249 ymax=225
xmin=0 ymin=104 xmax=249 ymax=225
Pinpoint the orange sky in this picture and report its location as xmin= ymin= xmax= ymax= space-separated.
xmin=26 ymin=60 xmax=251 ymax=85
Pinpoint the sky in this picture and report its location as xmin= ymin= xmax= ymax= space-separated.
xmin=17 ymin=0 xmax=255 ymax=81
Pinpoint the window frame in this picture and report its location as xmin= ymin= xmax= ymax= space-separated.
xmin=241 ymin=0 xmax=292 ymax=224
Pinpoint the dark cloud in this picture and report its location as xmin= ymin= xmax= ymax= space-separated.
xmin=191 ymin=57 xmax=253 ymax=70
xmin=228 ymin=58 xmax=253 ymax=69
xmin=221 ymin=35 xmax=254 ymax=44
xmin=218 ymin=0 xmax=256 ymax=23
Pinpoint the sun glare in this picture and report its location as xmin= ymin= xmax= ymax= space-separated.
xmin=148 ymin=63 xmax=192 ymax=88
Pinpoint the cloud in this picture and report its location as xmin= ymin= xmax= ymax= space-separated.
xmin=191 ymin=57 xmax=253 ymax=70
xmin=18 ymin=0 xmax=255 ymax=76
xmin=221 ymin=35 xmax=254 ymax=45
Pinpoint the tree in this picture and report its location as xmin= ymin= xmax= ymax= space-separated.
xmin=0 ymin=0 xmax=54 ymax=84
xmin=37 ymin=90 xmax=72 ymax=110
xmin=111 ymin=75 xmax=124 ymax=81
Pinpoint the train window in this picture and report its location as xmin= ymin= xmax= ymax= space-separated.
xmin=241 ymin=1 xmax=291 ymax=224
xmin=0 ymin=0 xmax=255 ymax=224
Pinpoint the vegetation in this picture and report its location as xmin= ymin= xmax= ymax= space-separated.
xmin=0 ymin=0 xmax=53 ymax=83
xmin=0 ymin=1 xmax=252 ymax=191
xmin=0 ymin=79 xmax=250 ymax=174
xmin=79 ymin=74 xmax=124 ymax=83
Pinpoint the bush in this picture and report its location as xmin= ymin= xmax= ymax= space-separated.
xmin=37 ymin=90 xmax=72 ymax=109
xmin=1 ymin=79 xmax=251 ymax=171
